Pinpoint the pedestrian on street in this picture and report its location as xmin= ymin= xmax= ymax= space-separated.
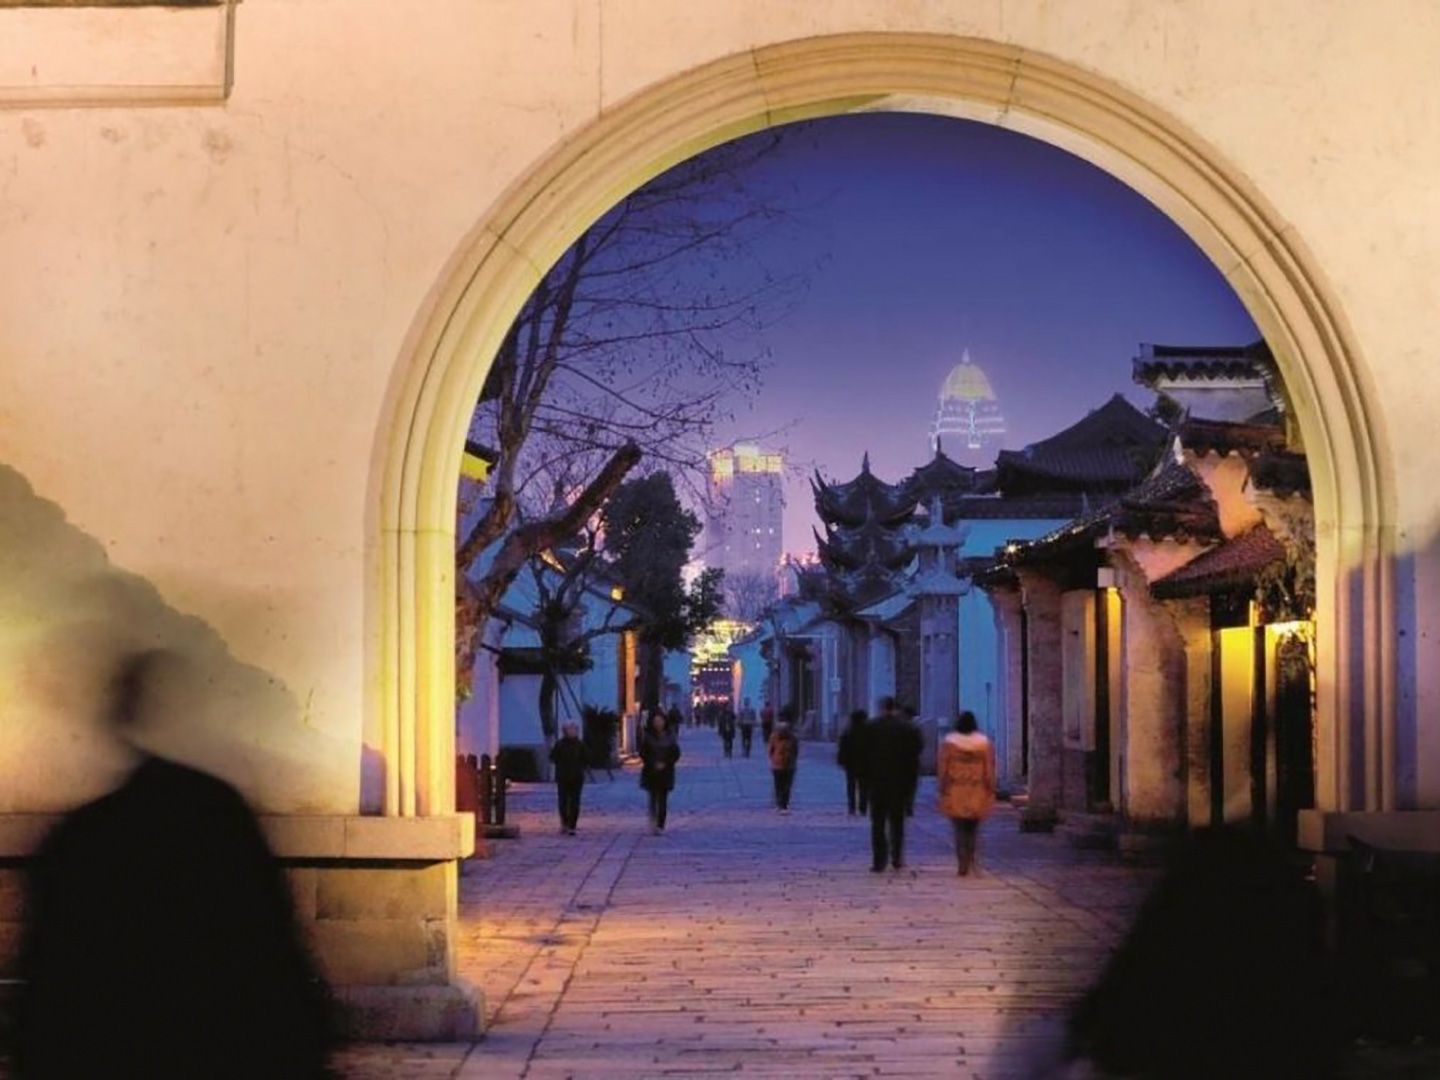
xmin=737 ymin=698 xmax=756 ymax=757
xmin=838 ymin=709 xmax=870 ymax=816
xmin=866 ymin=696 xmax=923 ymax=872
xmin=937 ymin=710 xmax=995 ymax=875
xmin=639 ymin=710 xmax=681 ymax=834
xmin=665 ymin=705 xmax=684 ymax=735
xmin=549 ymin=720 xmax=587 ymax=836
xmin=718 ymin=708 xmax=737 ymax=759
xmin=901 ymin=703 xmax=921 ymax=817
xmin=760 ymin=703 xmax=775 ymax=745
xmin=767 ymin=718 xmax=800 ymax=813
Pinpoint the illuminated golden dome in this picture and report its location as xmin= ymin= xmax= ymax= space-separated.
xmin=940 ymin=349 xmax=996 ymax=402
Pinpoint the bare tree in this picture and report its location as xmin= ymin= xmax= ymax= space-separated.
xmin=456 ymin=134 xmax=806 ymax=694
xmin=723 ymin=568 xmax=781 ymax=623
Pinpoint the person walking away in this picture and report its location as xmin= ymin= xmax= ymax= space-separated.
xmin=639 ymin=710 xmax=681 ymax=833
xmin=665 ymin=705 xmax=684 ymax=735
xmin=838 ymin=709 xmax=870 ymax=816
xmin=718 ymin=708 xmax=737 ymax=758
xmin=737 ymin=699 xmax=756 ymax=758
xmin=866 ymin=696 xmax=922 ymax=872
xmin=937 ymin=710 xmax=995 ymax=874
xmin=767 ymin=719 xmax=800 ymax=812
xmin=760 ymin=703 xmax=775 ymax=745
xmin=549 ymin=720 xmax=588 ymax=836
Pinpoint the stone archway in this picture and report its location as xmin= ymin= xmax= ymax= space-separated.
xmin=375 ymin=33 xmax=1393 ymax=822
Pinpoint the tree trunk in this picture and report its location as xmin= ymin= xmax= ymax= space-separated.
xmin=539 ymin=669 xmax=559 ymax=745
xmin=639 ymin=639 xmax=665 ymax=714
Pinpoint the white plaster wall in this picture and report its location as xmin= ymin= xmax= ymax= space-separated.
xmin=1 ymin=1 xmax=1437 ymax=811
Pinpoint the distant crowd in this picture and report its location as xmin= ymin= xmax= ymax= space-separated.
xmin=547 ymin=696 xmax=997 ymax=876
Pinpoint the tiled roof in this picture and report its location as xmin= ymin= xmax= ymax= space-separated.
xmin=941 ymin=493 xmax=1091 ymax=521
xmin=1249 ymin=450 xmax=1312 ymax=499
xmin=1178 ymin=417 xmax=1289 ymax=458
xmin=995 ymin=395 xmax=1167 ymax=490
xmin=812 ymin=453 xmax=916 ymax=528
xmin=814 ymin=517 xmax=914 ymax=572
xmin=1152 ymin=525 xmax=1286 ymax=599
xmin=904 ymin=450 xmax=983 ymax=503
xmin=1133 ymin=340 xmax=1273 ymax=384
xmin=999 ymin=459 xmax=1222 ymax=567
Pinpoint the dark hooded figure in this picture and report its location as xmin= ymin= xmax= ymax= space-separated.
xmin=15 ymin=650 xmax=335 ymax=1079
xmin=1065 ymin=826 xmax=1343 ymax=1080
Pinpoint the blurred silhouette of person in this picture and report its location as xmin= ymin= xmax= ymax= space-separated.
xmin=937 ymin=710 xmax=995 ymax=875
xmin=1062 ymin=825 xmax=1343 ymax=1080
xmin=549 ymin=720 xmax=587 ymax=835
xmin=837 ymin=709 xmax=869 ymax=816
xmin=16 ymin=648 xmax=335 ymax=1079
xmin=866 ymin=697 xmax=922 ymax=872
xmin=737 ymin=698 xmax=756 ymax=758
xmin=760 ymin=703 xmax=776 ymax=744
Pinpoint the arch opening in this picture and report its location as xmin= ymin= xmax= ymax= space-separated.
xmin=374 ymin=33 xmax=1392 ymax=822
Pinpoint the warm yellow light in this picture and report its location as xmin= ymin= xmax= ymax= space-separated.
xmin=1265 ymin=619 xmax=1311 ymax=638
xmin=610 ymin=586 xmax=625 ymax=601
xmin=460 ymin=451 xmax=491 ymax=483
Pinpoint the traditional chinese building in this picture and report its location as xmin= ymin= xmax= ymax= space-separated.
xmin=743 ymin=393 xmax=1168 ymax=774
xmin=977 ymin=341 xmax=1314 ymax=849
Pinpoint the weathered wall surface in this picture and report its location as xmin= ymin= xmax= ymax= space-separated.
xmin=0 ymin=1 xmax=1436 ymax=812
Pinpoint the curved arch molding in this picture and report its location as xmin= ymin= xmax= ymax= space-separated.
xmin=377 ymin=34 xmax=1394 ymax=818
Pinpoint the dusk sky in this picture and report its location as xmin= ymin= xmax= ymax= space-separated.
xmin=694 ymin=113 xmax=1259 ymax=557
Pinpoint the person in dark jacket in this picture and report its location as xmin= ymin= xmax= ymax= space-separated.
xmin=549 ymin=720 xmax=587 ymax=835
xmin=838 ymin=709 xmax=870 ymax=816
xmin=865 ymin=696 xmax=923 ymax=872
xmin=737 ymin=699 xmax=757 ymax=758
xmin=760 ymin=703 xmax=775 ymax=745
xmin=717 ymin=708 xmax=737 ymax=758
xmin=639 ymin=710 xmax=681 ymax=833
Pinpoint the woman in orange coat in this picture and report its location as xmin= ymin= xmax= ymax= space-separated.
xmin=937 ymin=710 xmax=996 ymax=875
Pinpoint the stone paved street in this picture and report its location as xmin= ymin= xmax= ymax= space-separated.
xmin=335 ymin=739 xmax=1155 ymax=1079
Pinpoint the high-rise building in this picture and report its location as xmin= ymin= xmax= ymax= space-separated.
xmin=705 ymin=443 xmax=784 ymax=615
xmin=929 ymin=349 xmax=1007 ymax=466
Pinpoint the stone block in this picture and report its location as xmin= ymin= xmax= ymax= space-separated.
xmin=307 ymin=917 xmax=448 ymax=987
xmin=286 ymin=866 xmax=318 ymax=923
xmin=342 ymin=815 xmax=474 ymax=860
xmin=261 ymin=815 xmax=346 ymax=858
xmin=316 ymin=863 xmax=452 ymax=922
xmin=332 ymin=981 xmax=484 ymax=1042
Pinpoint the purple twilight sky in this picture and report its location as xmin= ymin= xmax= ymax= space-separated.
xmin=671 ymin=114 xmax=1259 ymax=558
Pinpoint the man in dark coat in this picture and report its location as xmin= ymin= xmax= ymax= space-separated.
xmin=549 ymin=720 xmax=587 ymax=835
xmin=737 ymin=699 xmax=757 ymax=758
xmin=865 ymin=696 xmax=922 ymax=872
xmin=837 ymin=709 xmax=870 ymax=816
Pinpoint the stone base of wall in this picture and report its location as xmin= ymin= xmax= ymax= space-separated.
xmin=0 ymin=814 xmax=482 ymax=1043
xmin=335 ymin=981 xmax=483 ymax=1042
